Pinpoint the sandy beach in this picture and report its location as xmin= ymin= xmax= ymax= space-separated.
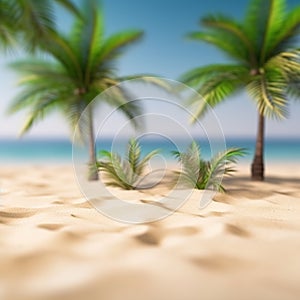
xmin=0 ymin=163 xmax=300 ymax=300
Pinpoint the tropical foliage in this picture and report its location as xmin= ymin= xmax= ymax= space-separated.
xmin=0 ymin=0 xmax=81 ymax=51
xmin=172 ymin=141 xmax=246 ymax=192
xmin=8 ymin=2 xmax=144 ymax=180
xmin=98 ymin=138 xmax=160 ymax=190
xmin=181 ymin=0 xmax=300 ymax=180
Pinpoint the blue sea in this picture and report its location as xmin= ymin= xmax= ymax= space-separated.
xmin=0 ymin=137 xmax=299 ymax=164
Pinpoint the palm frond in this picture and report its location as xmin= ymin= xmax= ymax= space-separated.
xmin=127 ymin=138 xmax=141 ymax=174
xmin=135 ymin=149 xmax=160 ymax=176
xmin=44 ymin=31 xmax=83 ymax=82
xmin=19 ymin=93 xmax=61 ymax=135
xmin=8 ymin=59 xmax=73 ymax=114
xmin=244 ymin=0 xmax=286 ymax=62
xmin=173 ymin=142 xmax=246 ymax=192
xmin=260 ymin=0 xmax=286 ymax=61
xmin=97 ymin=30 xmax=143 ymax=63
xmin=102 ymin=85 xmax=143 ymax=128
xmin=181 ymin=64 xmax=248 ymax=120
xmin=267 ymin=50 xmax=300 ymax=75
xmin=191 ymin=76 xmax=244 ymax=121
xmin=0 ymin=0 xmax=82 ymax=52
xmin=287 ymin=77 xmax=300 ymax=100
xmin=0 ymin=0 xmax=19 ymax=50
xmin=181 ymin=64 xmax=249 ymax=88
xmin=9 ymin=60 xmax=72 ymax=81
xmin=205 ymin=148 xmax=247 ymax=191
xmin=187 ymin=31 xmax=248 ymax=63
xmin=69 ymin=3 xmax=104 ymax=84
xmin=98 ymin=151 xmax=133 ymax=190
xmin=62 ymin=98 xmax=87 ymax=140
xmin=201 ymin=14 xmax=256 ymax=65
xmin=18 ymin=0 xmax=56 ymax=52
xmin=98 ymin=138 xmax=159 ymax=190
xmin=271 ymin=6 xmax=300 ymax=55
xmin=247 ymin=68 xmax=289 ymax=118
xmin=172 ymin=141 xmax=201 ymax=188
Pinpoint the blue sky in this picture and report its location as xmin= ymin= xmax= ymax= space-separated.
xmin=0 ymin=0 xmax=300 ymax=139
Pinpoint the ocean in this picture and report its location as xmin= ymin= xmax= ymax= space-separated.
xmin=0 ymin=137 xmax=299 ymax=164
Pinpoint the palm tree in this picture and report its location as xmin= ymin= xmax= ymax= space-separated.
xmin=0 ymin=0 xmax=81 ymax=51
xmin=181 ymin=0 xmax=300 ymax=181
xmin=8 ymin=3 xmax=144 ymax=180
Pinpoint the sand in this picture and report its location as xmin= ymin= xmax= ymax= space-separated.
xmin=0 ymin=163 xmax=300 ymax=300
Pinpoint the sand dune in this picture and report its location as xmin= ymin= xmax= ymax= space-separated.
xmin=0 ymin=164 xmax=300 ymax=300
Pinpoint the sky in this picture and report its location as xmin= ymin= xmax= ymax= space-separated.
xmin=0 ymin=0 xmax=300 ymax=140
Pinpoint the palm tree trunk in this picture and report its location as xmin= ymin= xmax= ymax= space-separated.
xmin=251 ymin=112 xmax=265 ymax=181
xmin=87 ymin=105 xmax=99 ymax=181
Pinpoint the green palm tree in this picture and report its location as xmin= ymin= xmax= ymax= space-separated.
xmin=0 ymin=0 xmax=81 ymax=51
xmin=8 ymin=3 xmax=144 ymax=180
xmin=181 ymin=0 xmax=300 ymax=181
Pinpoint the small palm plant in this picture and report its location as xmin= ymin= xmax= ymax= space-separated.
xmin=172 ymin=141 xmax=246 ymax=192
xmin=97 ymin=138 xmax=159 ymax=190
